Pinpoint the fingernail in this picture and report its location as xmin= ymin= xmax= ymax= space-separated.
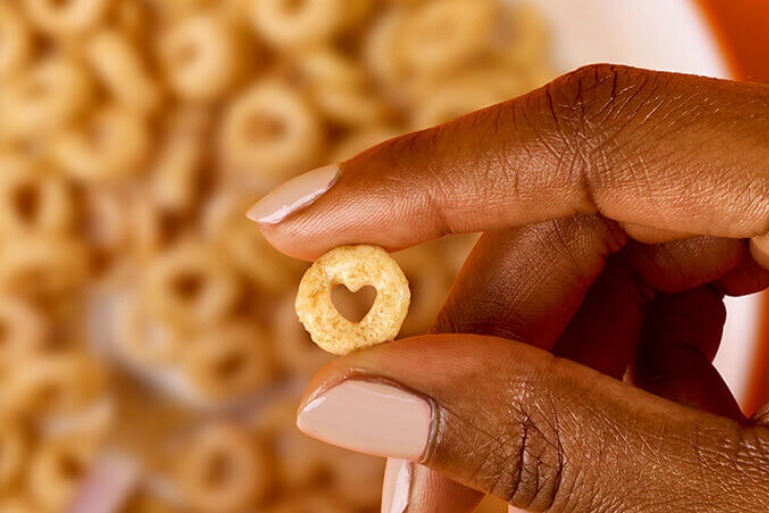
xmin=246 ymin=164 xmax=339 ymax=224
xmin=382 ymin=459 xmax=412 ymax=513
xmin=297 ymin=380 xmax=432 ymax=460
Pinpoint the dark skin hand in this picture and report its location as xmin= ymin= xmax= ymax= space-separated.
xmin=250 ymin=64 xmax=769 ymax=512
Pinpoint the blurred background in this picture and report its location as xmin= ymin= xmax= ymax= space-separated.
xmin=0 ymin=1 xmax=767 ymax=512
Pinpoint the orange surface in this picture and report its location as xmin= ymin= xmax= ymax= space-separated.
xmin=698 ymin=0 xmax=769 ymax=415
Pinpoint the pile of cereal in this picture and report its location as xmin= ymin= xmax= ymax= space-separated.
xmin=0 ymin=0 xmax=554 ymax=511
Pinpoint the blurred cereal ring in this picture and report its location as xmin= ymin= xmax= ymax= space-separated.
xmin=2 ymin=354 xmax=105 ymax=420
xmin=115 ymin=297 xmax=183 ymax=366
xmin=149 ymin=131 xmax=203 ymax=214
xmin=221 ymin=81 xmax=324 ymax=181
xmin=159 ymin=14 xmax=244 ymax=102
xmin=394 ymin=245 xmax=451 ymax=337
xmin=273 ymin=294 xmax=333 ymax=378
xmin=85 ymin=28 xmax=161 ymax=113
xmin=410 ymin=78 xmax=510 ymax=130
xmin=22 ymin=0 xmax=109 ymax=36
xmin=0 ymin=154 xmax=76 ymax=237
xmin=0 ymin=3 xmax=32 ymax=79
xmin=0 ymin=58 xmax=92 ymax=141
xmin=295 ymin=245 xmax=410 ymax=355
xmin=0 ymin=295 xmax=47 ymax=368
xmin=141 ymin=241 xmax=240 ymax=329
xmin=27 ymin=435 xmax=98 ymax=513
xmin=176 ymin=423 xmax=271 ymax=513
xmin=312 ymin=84 xmax=389 ymax=127
xmin=398 ymin=0 xmax=497 ymax=75
xmin=51 ymin=106 xmax=150 ymax=183
xmin=0 ymin=235 xmax=89 ymax=301
xmin=203 ymin=192 xmax=303 ymax=293
xmin=363 ymin=10 xmax=408 ymax=92
xmin=248 ymin=0 xmax=346 ymax=48
xmin=293 ymin=47 xmax=365 ymax=88
xmin=183 ymin=322 xmax=274 ymax=402
xmin=0 ymin=421 xmax=27 ymax=490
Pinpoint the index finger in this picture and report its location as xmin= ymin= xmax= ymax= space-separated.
xmin=248 ymin=64 xmax=769 ymax=260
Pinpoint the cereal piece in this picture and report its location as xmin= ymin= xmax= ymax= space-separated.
xmin=220 ymin=81 xmax=325 ymax=181
xmin=394 ymin=244 xmax=451 ymax=336
xmin=115 ymin=297 xmax=184 ymax=366
xmin=27 ymin=435 xmax=98 ymax=513
xmin=398 ymin=0 xmax=497 ymax=75
xmin=203 ymin=192 xmax=304 ymax=292
xmin=183 ymin=322 xmax=274 ymax=401
xmin=85 ymin=28 xmax=162 ymax=113
xmin=176 ymin=423 xmax=272 ymax=513
xmin=1 ymin=354 xmax=106 ymax=420
xmin=410 ymin=78 xmax=511 ymax=129
xmin=0 ymin=421 xmax=28 ymax=490
xmin=141 ymin=241 xmax=240 ymax=329
xmin=159 ymin=14 xmax=246 ymax=102
xmin=0 ymin=58 xmax=93 ymax=141
xmin=0 ymin=496 xmax=38 ymax=513
xmin=51 ymin=106 xmax=150 ymax=183
xmin=0 ymin=295 xmax=48 ymax=368
xmin=149 ymin=130 xmax=203 ymax=213
xmin=248 ymin=0 xmax=347 ymax=49
xmin=22 ymin=0 xmax=109 ymax=36
xmin=312 ymin=83 xmax=390 ymax=127
xmin=273 ymin=294 xmax=333 ymax=377
xmin=0 ymin=3 xmax=32 ymax=79
xmin=295 ymin=245 xmax=410 ymax=355
xmin=0 ymin=235 xmax=89 ymax=301
xmin=0 ymin=154 xmax=76 ymax=238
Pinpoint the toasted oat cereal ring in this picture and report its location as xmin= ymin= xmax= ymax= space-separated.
xmin=0 ymin=295 xmax=47 ymax=367
xmin=0 ymin=58 xmax=92 ymax=141
xmin=273 ymin=294 xmax=333 ymax=377
xmin=293 ymin=47 xmax=365 ymax=88
xmin=149 ymin=135 xmax=201 ymax=214
xmin=256 ymin=398 xmax=333 ymax=489
xmin=295 ymin=245 xmax=410 ymax=355
xmin=398 ymin=0 xmax=496 ymax=75
xmin=22 ymin=0 xmax=109 ymax=36
xmin=410 ymin=79 xmax=509 ymax=130
xmin=362 ymin=10 xmax=408 ymax=90
xmin=221 ymin=81 xmax=324 ymax=180
xmin=159 ymin=14 xmax=245 ymax=102
xmin=0 ymin=421 xmax=27 ymax=489
xmin=141 ymin=242 xmax=240 ymax=328
xmin=0 ymin=158 xmax=76 ymax=237
xmin=177 ymin=423 xmax=271 ymax=513
xmin=27 ymin=435 xmax=98 ymax=513
xmin=248 ymin=0 xmax=346 ymax=48
xmin=0 ymin=497 xmax=38 ymax=513
xmin=312 ymin=84 xmax=389 ymax=127
xmin=183 ymin=323 xmax=273 ymax=401
xmin=0 ymin=4 xmax=32 ymax=79
xmin=0 ymin=235 xmax=89 ymax=300
xmin=499 ymin=4 xmax=551 ymax=69
xmin=115 ymin=297 xmax=183 ymax=366
xmin=203 ymin=194 xmax=303 ymax=292
xmin=2 ymin=354 xmax=105 ymax=420
xmin=85 ymin=28 xmax=161 ymax=113
xmin=51 ymin=106 xmax=150 ymax=183
xmin=394 ymin=245 xmax=451 ymax=337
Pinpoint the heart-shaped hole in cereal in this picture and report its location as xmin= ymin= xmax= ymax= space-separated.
xmin=331 ymin=284 xmax=377 ymax=323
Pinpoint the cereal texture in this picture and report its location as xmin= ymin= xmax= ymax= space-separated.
xmin=296 ymin=245 xmax=410 ymax=355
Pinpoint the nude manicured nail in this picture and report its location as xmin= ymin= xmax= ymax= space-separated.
xmin=297 ymin=380 xmax=432 ymax=460
xmin=382 ymin=459 xmax=412 ymax=513
xmin=246 ymin=164 xmax=339 ymax=224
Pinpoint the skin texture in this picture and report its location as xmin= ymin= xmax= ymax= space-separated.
xmin=255 ymin=65 xmax=769 ymax=512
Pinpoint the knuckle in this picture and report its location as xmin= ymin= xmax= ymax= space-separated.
xmin=496 ymin=377 xmax=572 ymax=511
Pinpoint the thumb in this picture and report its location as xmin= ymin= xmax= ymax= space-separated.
xmin=297 ymin=335 xmax=769 ymax=512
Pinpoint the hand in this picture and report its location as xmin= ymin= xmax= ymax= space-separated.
xmin=249 ymin=64 xmax=769 ymax=513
